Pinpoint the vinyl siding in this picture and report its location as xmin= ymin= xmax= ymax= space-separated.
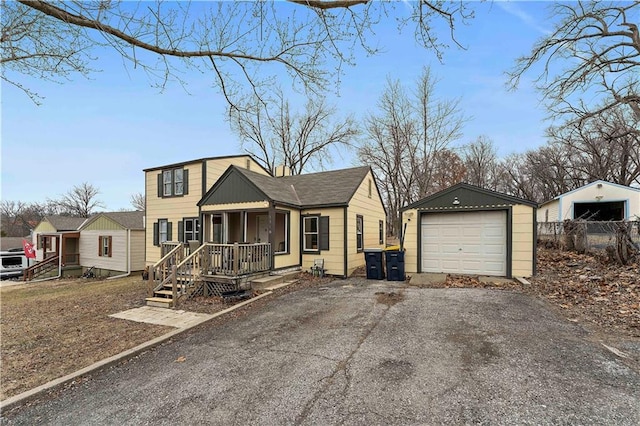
xmin=536 ymin=200 xmax=560 ymax=223
xmin=83 ymin=216 xmax=124 ymax=231
xmin=34 ymin=221 xmax=56 ymax=232
xmin=274 ymin=209 xmax=300 ymax=270
xmin=301 ymin=207 xmax=344 ymax=276
xmin=512 ymin=204 xmax=535 ymax=277
xmin=145 ymin=156 xmax=267 ymax=264
xmin=558 ymin=183 xmax=640 ymax=220
xmin=346 ymin=171 xmax=386 ymax=276
xmin=403 ymin=205 xmax=535 ymax=277
xmin=201 ymin=201 xmax=270 ymax=213
xmin=402 ymin=209 xmax=420 ymax=274
xmin=80 ymin=230 xmax=128 ymax=273
xmin=130 ymin=230 xmax=146 ymax=271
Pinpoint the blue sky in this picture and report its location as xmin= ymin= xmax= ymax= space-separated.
xmin=1 ymin=1 xmax=553 ymax=211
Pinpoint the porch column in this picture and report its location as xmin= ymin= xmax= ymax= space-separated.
xmin=268 ymin=203 xmax=276 ymax=270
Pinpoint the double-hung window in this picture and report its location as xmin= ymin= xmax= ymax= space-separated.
xmin=303 ymin=215 xmax=329 ymax=252
xmin=98 ymin=236 xmax=112 ymax=257
xmin=356 ymin=215 xmax=363 ymax=252
xmin=303 ymin=217 xmax=319 ymax=251
xmin=174 ymin=169 xmax=184 ymax=195
xmin=159 ymin=219 xmax=168 ymax=243
xmin=159 ymin=168 xmax=187 ymax=197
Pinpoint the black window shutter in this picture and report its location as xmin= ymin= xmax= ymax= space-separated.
xmin=167 ymin=221 xmax=173 ymax=241
xmin=319 ymin=216 xmax=330 ymax=251
xmin=178 ymin=221 xmax=184 ymax=242
xmin=153 ymin=222 xmax=159 ymax=246
xmin=157 ymin=173 xmax=163 ymax=198
xmin=183 ymin=169 xmax=189 ymax=195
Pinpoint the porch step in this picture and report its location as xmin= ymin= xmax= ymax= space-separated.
xmin=251 ymin=271 xmax=299 ymax=290
xmin=145 ymin=297 xmax=174 ymax=308
xmin=154 ymin=290 xmax=176 ymax=297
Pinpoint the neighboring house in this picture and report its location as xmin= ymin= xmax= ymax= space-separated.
xmin=197 ymin=164 xmax=386 ymax=277
xmin=29 ymin=212 xmax=145 ymax=279
xmin=537 ymin=180 xmax=640 ymax=223
xmin=78 ymin=211 xmax=146 ymax=277
xmin=143 ymin=155 xmax=271 ymax=264
xmin=32 ymin=215 xmax=87 ymax=267
xmin=401 ymin=183 xmax=537 ymax=278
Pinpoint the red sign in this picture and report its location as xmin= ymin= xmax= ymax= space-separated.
xmin=23 ymin=239 xmax=36 ymax=259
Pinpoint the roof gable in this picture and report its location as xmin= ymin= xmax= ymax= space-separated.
xmin=402 ymin=183 xmax=537 ymax=211
xmin=199 ymin=166 xmax=272 ymax=206
xmin=81 ymin=211 xmax=144 ymax=230
xmin=199 ymin=165 xmax=372 ymax=208
xmin=45 ymin=215 xmax=87 ymax=231
xmin=550 ymin=180 xmax=640 ymax=202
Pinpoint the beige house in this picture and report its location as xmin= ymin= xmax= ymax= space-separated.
xmin=78 ymin=211 xmax=145 ymax=277
xmin=197 ymin=164 xmax=386 ymax=277
xmin=28 ymin=212 xmax=145 ymax=279
xmin=32 ymin=215 xmax=87 ymax=267
xmin=143 ymin=155 xmax=270 ymax=264
xmin=401 ymin=183 xmax=537 ymax=278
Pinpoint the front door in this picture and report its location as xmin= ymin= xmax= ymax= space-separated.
xmin=257 ymin=215 xmax=269 ymax=243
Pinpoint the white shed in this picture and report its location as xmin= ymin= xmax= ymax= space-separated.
xmin=538 ymin=180 xmax=640 ymax=223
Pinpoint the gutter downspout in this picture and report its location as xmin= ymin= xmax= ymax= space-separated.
xmin=108 ymin=229 xmax=132 ymax=280
xmin=30 ymin=234 xmax=63 ymax=283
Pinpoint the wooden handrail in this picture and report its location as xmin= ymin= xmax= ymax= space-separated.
xmin=23 ymin=255 xmax=59 ymax=281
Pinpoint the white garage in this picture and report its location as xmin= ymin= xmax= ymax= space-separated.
xmin=401 ymin=183 xmax=538 ymax=278
xmin=421 ymin=210 xmax=507 ymax=276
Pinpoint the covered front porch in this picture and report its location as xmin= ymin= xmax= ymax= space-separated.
xmin=24 ymin=231 xmax=81 ymax=280
xmin=200 ymin=209 xmax=291 ymax=260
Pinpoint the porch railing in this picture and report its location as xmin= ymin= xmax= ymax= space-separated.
xmin=200 ymin=243 xmax=271 ymax=276
xmin=148 ymin=242 xmax=185 ymax=296
xmin=23 ymin=255 xmax=59 ymax=281
xmin=148 ymin=242 xmax=272 ymax=303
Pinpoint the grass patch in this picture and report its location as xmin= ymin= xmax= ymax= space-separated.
xmin=1 ymin=276 xmax=172 ymax=400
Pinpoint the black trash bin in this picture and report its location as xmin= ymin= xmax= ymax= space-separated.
xmin=385 ymin=250 xmax=405 ymax=281
xmin=363 ymin=248 xmax=384 ymax=280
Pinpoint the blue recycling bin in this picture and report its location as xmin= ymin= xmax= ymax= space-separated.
xmin=364 ymin=248 xmax=384 ymax=280
xmin=385 ymin=250 xmax=405 ymax=281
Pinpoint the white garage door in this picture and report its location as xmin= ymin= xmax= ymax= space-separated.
xmin=421 ymin=210 xmax=507 ymax=276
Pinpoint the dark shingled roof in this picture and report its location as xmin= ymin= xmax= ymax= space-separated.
xmin=100 ymin=211 xmax=145 ymax=230
xmin=46 ymin=215 xmax=88 ymax=231
xmin=234 ymin=166 xmax=371 ymax=207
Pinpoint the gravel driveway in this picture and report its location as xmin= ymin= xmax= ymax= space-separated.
xmin=4 ymin=279 xmax=640 ymax=425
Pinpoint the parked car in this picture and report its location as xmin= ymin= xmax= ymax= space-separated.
xmin=0 ymin=249 xmax=32 ymax=280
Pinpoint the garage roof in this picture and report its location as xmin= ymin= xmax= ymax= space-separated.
xmin=402 ymin=183 xmax=537 ymax=212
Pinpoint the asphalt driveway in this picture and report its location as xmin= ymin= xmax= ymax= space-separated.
xmin=4 ymin=279 xmax=640 ymax=425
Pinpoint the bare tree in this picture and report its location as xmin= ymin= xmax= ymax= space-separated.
xmin=0 ymin=200 xmax=61 ymax=236
xmin=230 ymin=91 xmax=358 ymax=174
xmin=548 ymin=103 xmax=640 ymax=186
xmin=359 ymin=78 xmax=416 ymax=235
xmin=54 ymin=182 xmax=105 ymax=217
xmin=1 ymin=200 xmax=29 ymax=237
xmin=508 ymin=1 xmax=640 ymax=126
xmin=358 ymin=67 xmax=467 ymax=235
xmin=2 ymin=1 xmax=474 ymax=106
xmin=461 ymin=136 xmax=504 ymax=190
xmin=130 ymin=192 xmax=146 ymax=211
xmin=430 ymin=149 xmax=466 ymax=193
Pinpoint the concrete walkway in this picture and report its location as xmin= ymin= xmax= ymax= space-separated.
xmin=109 ymin=306 xmax=214 ymax=329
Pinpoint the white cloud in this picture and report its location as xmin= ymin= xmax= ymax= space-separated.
xmin=496 ymin=1 xmax=552 ymax=36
